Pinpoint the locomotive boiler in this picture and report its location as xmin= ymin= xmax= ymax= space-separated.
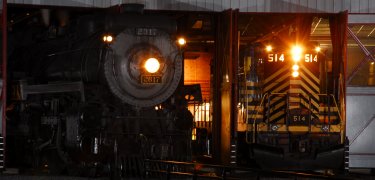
xmin=7 ymin=5 xmax=192 ymax=177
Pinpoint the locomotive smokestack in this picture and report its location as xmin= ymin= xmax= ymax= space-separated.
xmin=119 ymin=3 xmax=144 ymax=14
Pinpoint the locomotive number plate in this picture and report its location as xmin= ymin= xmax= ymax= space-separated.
xmin=136 ymin=28 xmax=157 ymax=36
xmin=141 ymin=75 xmax=162 ymax=84
xmin=289 ymin=115 xmax=309 ymax=125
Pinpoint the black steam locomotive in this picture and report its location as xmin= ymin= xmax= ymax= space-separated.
xmin=7 ymin=5 xmax=192 ymax=177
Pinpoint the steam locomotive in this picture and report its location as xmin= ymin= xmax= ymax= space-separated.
xmin=7 ymin=5 xmax=192 ymax=177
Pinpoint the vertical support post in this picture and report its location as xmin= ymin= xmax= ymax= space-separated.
xmin=1 ymin=0 xmax=7 ymax=169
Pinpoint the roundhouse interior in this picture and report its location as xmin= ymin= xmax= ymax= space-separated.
xmin=1 ymin=3 xmax=374 ymax=178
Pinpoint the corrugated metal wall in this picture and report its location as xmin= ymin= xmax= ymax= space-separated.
xmin=346 ymin=87 xmax=375 ymax=168
xmin=5 ymin=0 xmax=375 ymax=13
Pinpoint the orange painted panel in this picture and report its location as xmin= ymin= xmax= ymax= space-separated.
xmin=184 ymin=52 xmax=212 ymax=101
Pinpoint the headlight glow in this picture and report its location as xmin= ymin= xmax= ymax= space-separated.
xmin=291 ymin=45 xmax=303 ymax=62
xmin=103 ymin=35 xmax=113 ymax=43
xmin=106 ymin=35 xmax=113 ymax=42
xmin=178 ymin=37 xmax=186 ymax=46
xmin=292 ymin=64 xmax=299 ymax=71
xmin=315 ymin=46 xmax=321 ymax=52
xmin=144 ymin=58 xmax=160 ymax=73
xmin=266 ymin=45 xmax=272 ymax=52
xmin=292 ymin=71 xmax=299 ymax=77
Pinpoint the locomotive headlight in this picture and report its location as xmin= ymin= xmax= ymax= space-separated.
xmin=292 ymin=71 xmax=299 ymax=77
xmin=291 ymin=45 xmax=303 ymax=62
xmin=178 ymin=37 xmax=186 ymax=46
xmin=144 ymin=58 xmax=160 ymax=73
xmin=106 ymin=36 xmax=113 ymax=42
xmin=103 ymin=35 xmax=113 ymax=43
xmin=292 ymin=64 xmax=299 ymax=71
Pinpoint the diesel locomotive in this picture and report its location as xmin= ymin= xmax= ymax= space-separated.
xmin=235 ymin=14 xmax=347 ymax=171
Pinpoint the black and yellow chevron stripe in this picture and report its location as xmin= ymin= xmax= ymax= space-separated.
xmin=240 ymin=81 xmax=263 ymax=123
xmin=261 ymin=63 xmax=320 ymax=124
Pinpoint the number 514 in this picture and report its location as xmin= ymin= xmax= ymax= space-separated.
xmin=305 ymin=54 xmax=318 ymax=62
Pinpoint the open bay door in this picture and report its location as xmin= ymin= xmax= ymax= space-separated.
xmin=212 ymin=9 xmax=239 ymax=165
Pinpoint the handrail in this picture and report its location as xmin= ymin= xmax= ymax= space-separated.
xmin=245 ymin=93 xmax=268 ymax=143
xmin=329 ymin=94 xmax=343 ymax=125
xmin=245 ymin=93 xmax=343 ymax=144
xmin=317 ymin=94 xmax=343 ymax=124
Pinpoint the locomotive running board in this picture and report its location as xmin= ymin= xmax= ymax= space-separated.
xmin=19 ymin=81 xmax=85 ymax=102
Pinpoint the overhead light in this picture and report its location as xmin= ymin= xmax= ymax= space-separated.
xmin=368 ymin=27 xmax=375 ymax=37
xmin=315 ymin=46 xmax=321 ymax=52
xmin=356 ymin=25 xmax=364 ymax=35
xmin=312 ymin=18 xmax=322 ymax=34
